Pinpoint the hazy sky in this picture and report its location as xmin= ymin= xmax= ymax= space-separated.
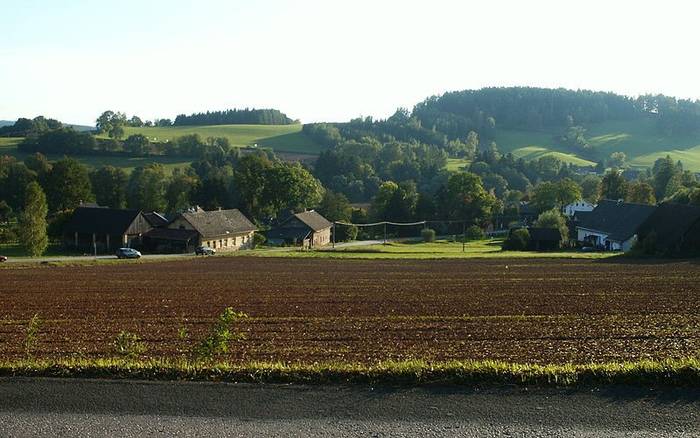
xmin=2 ymin=0 xmax=699 ymax=125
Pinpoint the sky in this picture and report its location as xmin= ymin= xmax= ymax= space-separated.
xmin=2 ymin=0 xmax=700 ymax=125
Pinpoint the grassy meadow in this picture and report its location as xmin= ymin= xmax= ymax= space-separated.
xmin=110 ymin=124 xmax=322 ymax=155
xmin=492 ymin=117 xmax=700 ymax=171
xmin=248 ymin=240 xmax=617 ymax=260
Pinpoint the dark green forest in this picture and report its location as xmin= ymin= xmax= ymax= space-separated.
xmin=173 ymin=108 xmax=296 ymax=126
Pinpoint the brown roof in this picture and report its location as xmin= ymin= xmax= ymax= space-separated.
xmin=181 ymin=209 xmax=256 ymax=237
xmin=291 ymin=210 xmax=332 ymax=232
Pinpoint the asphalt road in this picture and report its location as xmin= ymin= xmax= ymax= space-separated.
xmin=0 ymin=378 xmax=697 ymax=437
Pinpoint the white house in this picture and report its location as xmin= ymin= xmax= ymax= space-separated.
xmin=562 ymin=200 xmax=595 ymax=217
xmin=575 ymin=200 xmax=656 ymax=251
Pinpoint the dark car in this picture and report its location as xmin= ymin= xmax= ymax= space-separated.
xmin=195 ymin=246 xmax=216 ymax=256
xmin=0 ymin=255 xmax=7 ymax=262
xmin=116 ymin=248 xmax=141 ymax=259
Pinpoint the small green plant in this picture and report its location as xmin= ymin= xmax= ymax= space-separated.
xmin=195 ymin=307 xmax=248 ymax=361
xmin=421 ymin=228 xmax=436 ymax=242
xmin=113 ymin=331 xmax=147 ymax=358
xmin=24 ymin=313 xmax=42 ymax=358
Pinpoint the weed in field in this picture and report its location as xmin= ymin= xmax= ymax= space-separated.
xmin=24 ymin=313 xmax=41 ymax=359
xmin=195 ymin=307 xmax=248 ymax=361
xmin=113 ymin=331 xmax=147 ymax=358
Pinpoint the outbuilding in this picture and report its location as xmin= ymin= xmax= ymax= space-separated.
xmin=267 ymin=210 xmax=332 ymax=248
xmin=63 ymin=206 xmax=152 ymax=253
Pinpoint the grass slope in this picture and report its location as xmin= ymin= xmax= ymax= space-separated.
xmin=114 ymin=124 xmax=322 ymax=155
xmin=494 ymin=117 xmax=700 ymax=171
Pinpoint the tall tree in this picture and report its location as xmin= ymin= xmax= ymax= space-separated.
xmin=166 ymin=171 xmax=200 ymax=213
xmin=600 ymin=170 xmax=628 ymax=200
xmin=42 ymin=158 xmax=93 ymax=212
xmin=442 ymin=172 xmax=496 ymax=225
xmin=18 ymin=182 xmax=48 ymax=257
xmin=317 ymin=190 xmax=352 ymax=222
xmin=90 ymin=166 xmax=128 ymax=208
xmin=127 ymin=164 xmax=167 ymax=212
xmin=625 ymin=181 xmax=656 ymax=205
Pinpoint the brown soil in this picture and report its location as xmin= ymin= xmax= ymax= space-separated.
xmin=1 ymin=257 xmax=698 ymax=364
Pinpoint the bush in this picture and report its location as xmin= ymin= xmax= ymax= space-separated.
xmin=252 ymin=232 xmax=266 ymax=248
xmin=464 ymin=225 xmax=485 ymax=241
xmin=0 ymin=226 xmax=17 ymax=244
xmin=503 ymin=228 xmax=530 ymax=250
xmin=421 ymin=228 xmax=436 ymax=242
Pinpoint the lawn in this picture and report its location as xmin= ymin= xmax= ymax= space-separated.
xmin=248 ymin=239 xmax=617 ymax=260
xmin=109 ymin=124 xmax=323 ymax=155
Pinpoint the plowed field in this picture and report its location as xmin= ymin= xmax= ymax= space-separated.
xmin=1 ymin=257 xmax=698 ymax=364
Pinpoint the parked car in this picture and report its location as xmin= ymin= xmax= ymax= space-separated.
xmin=116 ymin=248 xmax=141 ymax=259
xmin=195 ymin=246 xmax=216 ymax=256
xmin=0 ymin=255 xmax=7 ymax=262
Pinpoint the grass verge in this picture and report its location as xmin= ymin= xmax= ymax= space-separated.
xmin=1 ymin=357 xmax=698 ymax=386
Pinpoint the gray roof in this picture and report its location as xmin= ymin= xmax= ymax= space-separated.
xmin=64 ymin=207 xmax=144 ymax=235
xmin=577 ymin=200 xmax=656 ymax=242
xmin=290 ymin=210 xmax=332 ymax=232
xmin=181 ymin=209 xmax=256 ymax=237
xmin=637 ymin=202 xmax=700 ymax=251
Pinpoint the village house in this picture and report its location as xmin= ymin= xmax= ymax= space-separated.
xmin=267 ymin=210 xmax=332 ymax=248
xmin=148 ymin=208 xmax=257 ymax=253
xmin=562 ymin=200 xmax=595 ymax=217
xmin=636 ymin=203 xmax=700 ymax=255
xmin=63 ymin=206 xmax=153 ymax=253
xmin=575 ymin=200 xmax=656 ymax=251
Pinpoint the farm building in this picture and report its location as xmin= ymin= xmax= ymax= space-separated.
xmin=153 ymin=208 xmax=257 ymax=253
xmin=267 ymin=210 xmax=332 ymax=248
xmin=575 ymin=200 xmax=656 ymax=251
xmin=527 ymin=227 xmax=562 ymax=251
xmin=63 ymin=206 xmax=153 ymax=253
xmin=562 ymin=200 xmax=595 ymax=217
xmin=635 ymin=203 xmax=700 ymax=255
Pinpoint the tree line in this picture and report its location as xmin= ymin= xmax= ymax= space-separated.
xmin=173 ymin=108 xmax=296 ymax=126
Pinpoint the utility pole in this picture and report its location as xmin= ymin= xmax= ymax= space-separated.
xmin=383 ymin=222 xmax=387 ymax=245
xmin=462 ymin=221 xmax=466 ymax=252
xmin=332 ymin=222 xmax=335 ymax=249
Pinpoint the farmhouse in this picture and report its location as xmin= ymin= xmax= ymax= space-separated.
xmin=163 ymin=208 xmax=257 ymax=252
xmin=575 ymin=200 xmax=656 ymax=251
xmin=562 ymin=200 xmax=595 ymax=217
xmin=267 ymin=210 xmax=332 ymax=248
xmin=63 ymin=206 xmax=153 ymax=252
xmin=636 ymin=202 xmax=700 ymax=255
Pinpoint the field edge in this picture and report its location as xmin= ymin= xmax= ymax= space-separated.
xmin=1 ymin=357 xmax=698 ymax=387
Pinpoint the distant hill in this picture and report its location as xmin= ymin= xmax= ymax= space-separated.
xmin=0 ymin=121 xmax=14 ymax=127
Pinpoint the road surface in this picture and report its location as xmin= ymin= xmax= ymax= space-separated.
xmin=0 ymin=378 xmax=697 ymax=437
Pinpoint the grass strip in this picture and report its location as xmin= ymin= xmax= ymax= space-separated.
xmin=1 ymin=357 xmax=698 ymax=386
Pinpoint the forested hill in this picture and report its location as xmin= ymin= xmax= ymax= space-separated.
xmin=173 ymin=108 xmax=296 ymax=126
xmin=413 ymin=87 xmax=700 ymax=138
xmin=301 ymin=87 xmax=700 ymax=171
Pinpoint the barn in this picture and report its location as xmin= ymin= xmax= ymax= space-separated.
xmin=162 ymin=208 xmax=257 ymax=253
xmin=63 ymin=206 xmax=152 ymax=253
xmin=267 ymin=210 xmax=332 ymax=248
xmin=636 ymin=202 xmax=700 ymax=255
